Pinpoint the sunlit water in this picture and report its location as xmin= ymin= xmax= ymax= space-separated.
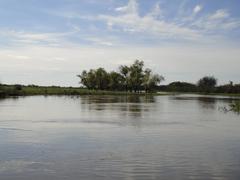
xmin=0 ymin=95 xmax=240 ymax=180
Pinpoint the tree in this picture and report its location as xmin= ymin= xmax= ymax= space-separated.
xmin=88 ymin=69 xmax=98 ymax=89
xmin=143 ymin=69 xmax=165 ymax=92
xmin=129 ymin=60 xmax=144 ymax=92
xmin=119 ymin=65 xmax=130 ymax=91
xmin=167 ymin=81 xmax=197 ymax=92
xmin=77 ymin=69 xmax=97 ymax=90
xmin=77 ymin=60 xmax=165 ymax=93
xmin=77 ymin=70 xmax=88 ymax=88
xmin=95 ymin=68 xmax=109 ymax=90
xmin=108 ymin=71 xmax=124 ymax=90
xmin=197 ymin=76 xmax=217 ymax=93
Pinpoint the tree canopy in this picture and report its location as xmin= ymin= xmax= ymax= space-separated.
xmin=197 ymin=76 xmax=217 ymax=93
xmin=77 ymin=60 xmax=165 ymax=92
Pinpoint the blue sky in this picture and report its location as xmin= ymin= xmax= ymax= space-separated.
xmin=0 ymin=0 xmax=240 ymax=86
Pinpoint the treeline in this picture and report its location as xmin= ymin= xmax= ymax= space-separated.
xmin=1 ymin=60 xmax=240 ymax=97
xmin=78 ymin=61 xmax=240 ymax=94
xmin=78 ymin=60 xmax=164 ymax=92
xmin=158 ymin=76 xmax=240 ymax=94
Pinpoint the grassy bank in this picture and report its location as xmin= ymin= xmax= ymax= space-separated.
xmin=0 ymin=84 xmax=168 ymax=97
xmin=1 ymin=84 xmax=240 ymax=97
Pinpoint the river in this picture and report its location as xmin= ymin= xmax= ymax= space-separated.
xmin=0 ymin=95 xmax=239 ymax=179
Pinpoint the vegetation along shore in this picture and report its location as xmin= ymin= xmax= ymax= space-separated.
xmin=1 ymin=60 xmax=240 ymax=97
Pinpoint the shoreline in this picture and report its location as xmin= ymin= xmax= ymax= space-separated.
xmin=1 ymin=85 xmax=240 ymax=98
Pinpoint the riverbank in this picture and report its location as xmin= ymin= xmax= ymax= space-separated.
xmin=0 ymin=84 xmax=167 ymax=97
xmin=1 ymin=84 xmax=240 ymax=97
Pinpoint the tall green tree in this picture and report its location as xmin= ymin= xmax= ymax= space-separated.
xmin=143 ymin=68 xmax=165 ymax=92
xmin=198 ymin=76 xmax=217 ymax=93
xmin=78 ymin=60 xmax=165 ymax=93
xmin=108 ymin=71 xmax=124 ymax=90
xmin=129 ymin=60 xmax=144 ymax=92
xmin=77 ymin=69 xmax=97 ymax=89
xmin=119 ymin=65 xmax=130 ymax=91
xmin=77 ymin=70 xmax=89 ymax=88
xmin=95 ymin=68 xmax=109 ymax=90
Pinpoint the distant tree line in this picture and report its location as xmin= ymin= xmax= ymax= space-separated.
xmin=77 ymin=61 xmax=240 ymax=94
xmin=77 ymin=60 xmax=165 ymax=92
xmin=1 ymin=63 xmax=240 ymax=96
xmin=158 ymin=76 xmax=240 ymax=94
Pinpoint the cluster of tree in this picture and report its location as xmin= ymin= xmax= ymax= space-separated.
xmin=77 ymin=60 xmax=165 ymax=92
xmin=197 ymin=76 xmax=217 ymax=93
xmin=215 ymin=83 xmax=240 ymax=94
xmin=1 ymin=71 xmax=239 ymax=97
xmin=158 ymin=76 xmax=240 ymax=94
xmin=162 ymin=81 xmax=198 ymax=92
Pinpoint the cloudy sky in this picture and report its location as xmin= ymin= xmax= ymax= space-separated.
xmin=0 ymin=0 xmax=239 ymax=86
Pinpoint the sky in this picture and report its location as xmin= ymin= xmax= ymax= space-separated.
xmin=0 ymin=0 xmax=240 ymax=86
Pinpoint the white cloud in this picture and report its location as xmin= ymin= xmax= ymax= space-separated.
xmin=7 ymin=54 xmax=31 ymax=60
xmin=0 ymin=29 xmax=79 ymax=47
xmin=193 ymin=5 xmax=202 ymax=14
xmin=147 ymin=2 xmax=162 ymax=18
xmin=209 ymin=9 xmax=229 ymax=20
xmin=115 ymin=0 xmax=138 ymax=14
xmin=13 ymin=32 xmax=72 ymax=45
xmin=46 ymin=57 xmax=67 ymax=62
xmin=191 ymin=9 xmax=240 ymax=31
xmin=100 ymin=1 xmax=200 ymax=40
xmin=86 ymin=37 xmax=113 ymax=46
xmin=45 ymin=1 xmax=240 ymax=43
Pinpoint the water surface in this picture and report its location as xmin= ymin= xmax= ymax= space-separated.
xmin=0 ymin=95 xmax=240 ymax=180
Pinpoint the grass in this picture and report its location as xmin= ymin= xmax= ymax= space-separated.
xmin=230 ymin=101 xmax=240 ymax=113
xmin=0 ymin=85 xmax=171 ymax=97
xmin=1 ymin=84 xmax=240 ymax=97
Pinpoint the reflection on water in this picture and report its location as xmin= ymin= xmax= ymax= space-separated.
xmin=80 ymin=95 xmax=156 ymax=111
xmin=0 ymin=95 xmax=240 ymax=180
xmin=171 ymin=95 xmax=240 ymax=111
xmin=81 ymin=95 xmax=156 ymax=104
xmin=80 ymin=95 xmax=156 ymax=118
xmin=196 ymin=97 xmax=217 ymax=110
